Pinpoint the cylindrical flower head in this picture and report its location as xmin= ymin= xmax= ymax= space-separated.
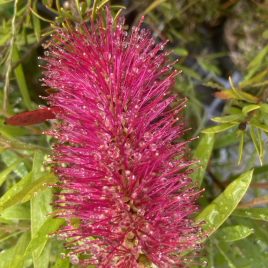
xmin=43 ymin=9 xmax=202 ymax=268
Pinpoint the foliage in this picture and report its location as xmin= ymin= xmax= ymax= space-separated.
xmin=0 ymin=0 xmax=268 ymax=267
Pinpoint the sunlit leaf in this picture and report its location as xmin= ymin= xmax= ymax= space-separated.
xmin=0 ymin=172 xmax=56 ymax=213
xmin=229 ymin=76 xmax=259 ymax=103
xmin=52 ymin=257 xmax=70 ymax=268
xmin=196 ymin=170 xmax=253 ymax=237
xmin=211 ymin=114 xmax=244 ymax=123
xmin=260 ymin=103 xmax=268 ymax=114
xmin=202 ymin=123 xmax=237 ymax=134
xmin=31 ymin=151 xmax=53 ymax=267
xmin=7 ymin=232 xmax=31 ymax=268
xmin=24 ymin=217 xmax=65 ymax=259
xmin=0 ymin=204 xmax=30 ymax=221
xmin=242 ymin=104 xmax=260 ymax=115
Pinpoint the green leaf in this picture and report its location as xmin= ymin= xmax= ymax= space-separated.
xmin=249 ymin=126 xmax=263 ymax=164
xmin=0 ymin=160 xmax=21 ymax=187
xmin=242 ymin=105 xmax=260 ymax=115
xmin=202 ymin=123 xmax=237 ymax=134
xmin=237 ymin=131 xmax=244 ymax=165
xmin=217 ymin=225 xmax=254 ymax=242
xmin=32 ymin=1 xmax=41 ymax=41
xmin=216 ymin=242 xmax=237 ymax=268
xmin=173 ymin=47 xmax=188 ymax=56
xmin=250 ymin=121 xmax=268 ymax=132
xmin=53 ymin=257 xmax=70 ymax=268
xmin=31 ymin=187 xmax=52 ymax=234
xmin=0 ymin=246 xmax=15 ymax=268
xmin=33 ymin=242 xmax=51 ymax=268
xmin=0 ymin=120 xmax=30 ymax=138
xmin=229 ymin=77 xmax=258 ymax=103
xmin=1 ymin=150 xmax=28 ymax=178
xmin=24 ymin=217 xmax=65 ymax=259
xmin=240 ymin=69 xmax=268 ymax=88
xmin=0 ymin=172 xmax=57 ymax=213
xmin=12 ymin=45 xmax=32 ymax=110
xmin=211 ymin=114 xmax=244 ymax=123
xmin=197 ymin=57 xmax=221 ymax=75
xmin=246 ymin=44 xmax=268 ymax=78
xmin=142 ymin=0 xmax=167 ymax=15
xmin=176 ymin=64 xmax=201 ymax=80
xmin=196 ymin=170 xmax=253 ymax=237
xmin=191 ymin=133 xmax=215 ymax=187
xmin=233 ymin=208 xmax=268 ymax=222
xmin=7 ymin=232 xmax=31 ymax=268
xmin=214 ymin=130 xmax=238 ymax=149
xmin=0 ymin=204 xmax=30 ymax=221
xmin=31 ymin=151 xmax=53 ymax=267
xmin=260 ymin=103 xmax=268 ymax=114
xmin=30 ymin=7 xmax=54 ymax=23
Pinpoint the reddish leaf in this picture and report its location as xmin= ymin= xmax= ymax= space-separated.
xmin=5 ymin=107 xmax=61 ymax=126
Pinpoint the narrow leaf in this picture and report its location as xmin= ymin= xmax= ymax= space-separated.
xmin=242 ymin=104 xmax=260 ymax=115
xmin=0 ymin=172 xmax=56 ymax=213
xmin=249 ymin=126 xmax=263 ymax=164
xmin=12 ymin=46 xmax=32 ymax=110
xmin=8 ymin=232 xmax=31 ymax=268
xmin=233 ymin=208 xmax=268 ymax=222
xmin=31 ymin=151 xmax=53 ymax=267
xmin=24 ymin=217 xmax=65 ymax=258
xmin=218 ymin=225 xmax=254 ymax=242
xmin=237 ymin=131 xmax=244 ymax=165
xmin=0 ymin=204 xmax=30 ymax=221
xmin=0 ymin=160 xmax=21 ymax=187
xmin=251 ymin=122 xmax=268 ymax=132
xmin=191 ymin=133 xmax=215 ymax=187
xmin=142 ymin=0 xmax=167 ymax=15
xmin=202 ymin=123 xmax=237 ymax=134
xmin=196 ymin=170 xmax=253 ymax=237
xmin=211 ymin=114 xmax=243 ymax=123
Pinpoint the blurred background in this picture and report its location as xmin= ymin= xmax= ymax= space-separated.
xmin=0 ymin=0 xmax=268 ymax=267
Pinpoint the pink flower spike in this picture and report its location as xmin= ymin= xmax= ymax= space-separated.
xmin=43 ymin=8 xmax=203 ymax=268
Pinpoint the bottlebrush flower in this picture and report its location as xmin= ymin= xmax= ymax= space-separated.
xmin=42 ymin=9 xmax=202 ymax=268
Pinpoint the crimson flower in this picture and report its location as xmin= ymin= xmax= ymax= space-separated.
xmin=43 ymin=9 xmax=202 ymax=268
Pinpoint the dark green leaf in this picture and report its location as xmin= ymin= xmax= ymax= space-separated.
xmin=233 ymin=208 xmax=268 ymax=222
xmin=12 ymin=45 xmax=32 ymax=110
xmin=217 ymin=225 xmax=254 ymax=242
xmin=191 ymin=133 xmax=215 ymax=187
